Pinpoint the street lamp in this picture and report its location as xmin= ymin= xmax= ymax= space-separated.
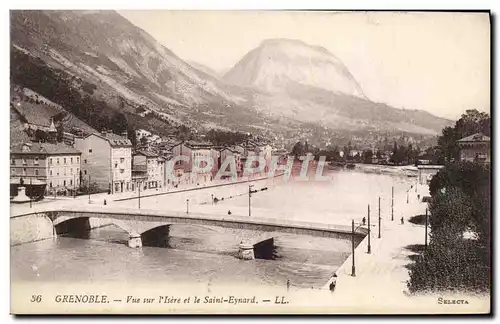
xmin=186 ymin=199 xmax=189 ymax=214
xmin=351 ymin=220 xmax=366 ymax=277
xmin=88 ymin=174 xmax=91 ymax=204
xmin=211 ymin=194 xmax=214 ymax=205
xmin=425 ymin=208 xmax=429 ymax=249
xmin=138 ymin=180 xmax=141 ymax=209
xmin=378 ymin=196 xmax=381 ymax=239
xmin=248 ymin=185 xmax=254 ymax=217
xmin=391 ymin=185 xmax=394 ymax=221
xmin=29 ymin=177 xmax=32 ymax=208
xmin=367 ymin=204 xmax=371 ymax=254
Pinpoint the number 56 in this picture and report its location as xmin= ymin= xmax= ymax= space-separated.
xmin=30 ymin=295 xmax=42 ymax=303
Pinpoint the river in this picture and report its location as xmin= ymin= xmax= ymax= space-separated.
xmin=11 ymin=168 xmax=416 ymax=289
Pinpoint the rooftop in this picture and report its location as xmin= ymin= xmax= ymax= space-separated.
xmin=458 ymin=133 xmax=490 ymax=143
xmin=11 ymin=142 xmax=81 ymax=155
xmin=134 ymin=150 xmax=159 ymax=158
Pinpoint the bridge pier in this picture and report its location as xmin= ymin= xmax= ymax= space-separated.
xmin=128 ymin=235 xmax=142 ymax=248
xmin=237 ymin=242 xmax=255 ymax=260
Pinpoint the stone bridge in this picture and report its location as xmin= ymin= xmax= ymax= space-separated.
xmin=11 ymin=205 xmax=368 ymax=260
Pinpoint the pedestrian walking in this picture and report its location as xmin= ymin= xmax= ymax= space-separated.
xmin=228 ymin=210 xmax=232 ymax=215
xmin=286 ymin=279 xmax=290 ymax=291
xmin=401 ymin=217 xmax=404 ymax=225
xmin=362 ymin=217 xmax=366 ymax=226
xmin=329 ymin=274 xmax=338 ymax=292
xmin=103 ymin=199 xmax=107 ymax=205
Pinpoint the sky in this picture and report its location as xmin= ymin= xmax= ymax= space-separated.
xmin=118 ymin=10 xmax=490 ymax=120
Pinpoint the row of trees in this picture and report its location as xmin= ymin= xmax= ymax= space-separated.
xmin=291 ymin=140 xmax=421 ymax=165
xmin=407 ymin=162 xmax=490 ymax=293
xmin=407 ymin=110 xmax=491 ymax=293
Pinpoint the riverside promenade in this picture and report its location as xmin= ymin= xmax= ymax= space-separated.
xmin=10 ymin=173 xmax=279 ymax=217
xmin=326 ymin=183 xmax=490 ymax=314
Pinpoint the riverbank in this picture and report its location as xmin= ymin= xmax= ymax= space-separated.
xmin=324 ymin=183 xmax=489 ymax=313
xmin=351 ymin=163 xmax=418 ymax=177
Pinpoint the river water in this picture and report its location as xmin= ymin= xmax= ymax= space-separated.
xmin=11 ymin=168 xmax=416 ymax=289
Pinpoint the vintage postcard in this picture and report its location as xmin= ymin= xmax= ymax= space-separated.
xmin=9 ymin=10 xmax=491 ymax=314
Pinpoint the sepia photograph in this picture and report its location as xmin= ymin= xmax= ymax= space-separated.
xmin=8 ymin=9 xmax=491 ymax=315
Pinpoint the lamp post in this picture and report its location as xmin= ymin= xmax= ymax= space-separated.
xmin=351 ymin=220 xmax=365 ymax=277
xmin=88 ymin=174 xmax=91 ymax=204
xmin=378 ymin=196 xmax=381 ymax=239
xmin=367 ymin=204 xmax=371 ymax=254
xmin=391 ymin=186 xmax=394 ymax=221
xmin=73 ymin=174 xmax=76 ymax=199
xmin=29 ymin=177 xmax=32 ymax=208
xmin=352 ymin=219 xmax=356 ymax=277
xmin=248 ymin=185 xmax=254 ymax=217
xmin=407 ymin=188 xmax=409 ymax=204
xmin=138 ymin=181 xmax=141 ymax=209
xmin=186 ymin=199 xmax=189 ymax=214
xmin=425 ymin=208 xmax=428 ymax=249
xmin=211 ymin=194 xmax=214 ymax=205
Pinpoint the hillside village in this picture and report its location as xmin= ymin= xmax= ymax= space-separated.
xmin=10 ymin=80 xmax=469 ymax=199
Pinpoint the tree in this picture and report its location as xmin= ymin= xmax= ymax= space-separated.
xmin=127 ymin=126 xmax=137 ymax=148
xmin=291 ymin=141 xmax=304 ymax=158
xmin=34 ymin=129 xmax=47 ymax=142
xmin=437 ymin=110 xmax=490 ymax=163
xmin=408 ymin=161 xmax=491 ymax=293
xmin=363 ymin=149 xmax=373 ymax=164
xmin=56 ymin=122 xmax=64 ymax=142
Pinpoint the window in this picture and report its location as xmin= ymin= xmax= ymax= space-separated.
xmin=35 ymin=169 xmax=39 ymax=176
xmin=115 ymin=163 xmax=118 ymax=168
xmin=120 ymin=169 xmax=124 ymax=174
xmin=77 ymin=168 xmax=79 ymax=174
xmin=77 ymin=157 xmax=80 ymax=163
xmin=11 ymin=168 xmax=15 ymax=173
xmin=57 ymin=171 xmax=59 ymax=176
xmin=71 ymin=157 xmax=73 ymax=164
xmin=50 ymin=170 xmax=52 ymax=176
xmin=70 ymin=179 xmax=73 ymax=185
xmin=84 ymin=170 xmax=87 ymax=175
xmin=50 ymin=182 xmax=53 ymax=188
xmin=120 ymin=158 xmax=124 ymax=163
xmin=22 ymin=168 xmax=26 ymax=176
xmin=64 ymin=169 xmax=66 ymax=176
xmin=84 ymin=159 xmax=87 ymax=164
xmin=70 ymin=168 xmax=73 ymax=174
xmin=63 ymin=180 xmax=66 ymax=186
xmin=10 ymin=158 xmax=14 ymax=165
xmin=64 ymin=158 xmax=67 ymax=164
xmin=49 ymin=158 xmax=52 ymax=165
xmin=34 ymin=157 xmax=39 ymax=165
xmin=89 ymin=149 xmax=92 ymax=153
xmin=57 ymin=158 xmax=60 ymax=165
xmin=22 ymin=158 xmax=27 ymax=165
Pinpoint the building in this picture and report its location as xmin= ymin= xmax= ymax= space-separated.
xmin=458 ymin=133 xmax=490 ymax=164
xmin=132 ymin=150 xmax=164 ymax=190
xmin=417 ymin=165 xmax=444 ymax=185
xmin=74 ymin=131 xmax=132 ymax=193
xmin=171 ymin=141 xmax=213 ymax=178
xmin=10 ymin=142 xmax=81 ymax=195
xmin=219 ymin=147 xmax=242 ymax=178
